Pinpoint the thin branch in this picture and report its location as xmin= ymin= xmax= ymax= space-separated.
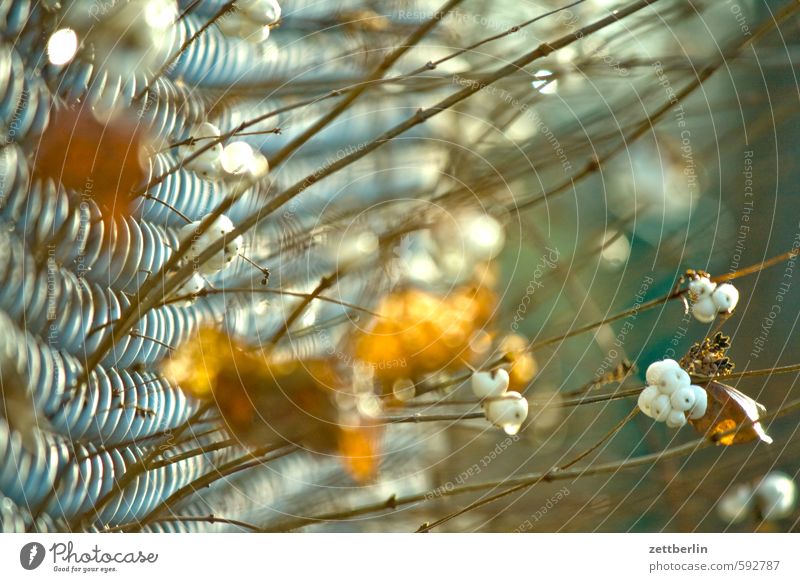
xmin=160 ymin=285 xmax=384 ymax=319
xmin=133 ymin=2 xmax=237 ymax=102
xmin=67 ymin=402 xmax=213 ymax=531
xmin=511 ymin=0 xmax=800 ymax=211
xmin=140 ymin=193 xmax=192 ymax=223
xmin=414 ymin=410 xmax=640 ymax=532
xmin=382 ymin=410 xmax=485 ymax=424
xmin=80 ymin=175 xmax=257 ymax=385
xmin=266 ymin=398 xmax=800 ymax=532
xmin=416 ymin=398 xmax=800 ymax=532
xmin=268 ymin=0 xmax=467 ymax=168
xmin=527 ymin=247 xmax=800 ymax=354
xmin=137 ymin=0 xmax=591 ymax=196
xmin=138 ymin=514 xmax=263 ymax=533
xmin=712 ymin=249 xmax=800 ymax=284
xmin=146 ymin=438 xmax=240 ymax=471
xmin=109 ymin=444 xmax=296 ymax=532
xmin=266 ymin=272 xmax=342 ymax=347
xmin=83 ymin=0 xmax=659 ymax=403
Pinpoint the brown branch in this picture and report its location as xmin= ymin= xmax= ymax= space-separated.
xmin=82 ymin=0 xmax=661 ymax=395
xmin=109 ymin=444 xmax=296 ymax=532
xmin=268 ymin=0 xmax=467 ymax=168
xmin=133 ymin=2 xmax=237 ymax=102
xmin=67 ymin=402 xmax=213 ymax=531
xmin=511 ymin=0 xmax=800 ymax=212
xmin=136 ymin=514 xmax=263 ymax=533
xmin=265 ymin=397 xmax=800 ymax=532
xmin=159 ymin=285 xmax=384 ymax=319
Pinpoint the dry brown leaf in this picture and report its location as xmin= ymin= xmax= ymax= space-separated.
xmin=689 ymin=381 xmax=772 ymax=445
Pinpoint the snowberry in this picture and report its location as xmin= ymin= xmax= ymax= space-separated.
xmin=218 ymin=1 xmax=280 ymax=41
xmin=431 ymin=210 xmax=506 ymax=271
xmin=641 ymin=362 xmax=703 ymax=429
xmin=666 ymin=409 xmax=687 ymax=429
xmin=689 ymin=276 xmax=716 ymax=299
xmin=687 ymin=384 xmax=708 ymax=419
xmin=670 ymin=386 xmax=696 ymax=412
xmin=217 ymin=12 xmax=270 ymax=42
xmin=178 ymin=271 xmax=205 ymax=296
xmin=651 ymin=394 xmax=671 ymax=422
xmin=646 ymin=359 xmax=679 ymax=385
xmin=391 ymin=378 xmax=416 ymax=402
xmin=248 ymin=151 xmax=270 ymax=178
xmin=717 ymin=483 xmax=755 ymax=524
xmin=657 ymin=366 xmax=691 ymax=395
xmin=711 ymin=283 xmax=739 ymax=314
xmin=691 ymin=295 xmax=718 ymax=323
xmin=47 ymin=28 xmax=79 ymax=66
xmin=179 ymin=214 xmax=243 ymax=275
xmin=221 ymin=141 xmax=256 ymax=175
xmin=237 ymin=0 xmax=281 ymax=25
xmin=461 ymin=213 xmax=505 ymax=261
xmin=637 ymin=385 xmax=660 ymax=418
xmin=483 ymin=391 xmax=528 ymax=435
xmin=178 ymin=122 xmax=223 ymax=179
xmin=754 ymin=472 xmax=797 ymax=520
xmin=471 ymin=369 xmax=510 ymax=399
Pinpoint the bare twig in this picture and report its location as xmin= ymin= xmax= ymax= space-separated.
xmin=265 ymin=398 xmax=800 ymax=532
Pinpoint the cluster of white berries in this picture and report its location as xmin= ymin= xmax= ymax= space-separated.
xmin=717 ymin=472 xmax=798 ymax=523
xmin=471 ymin=369 xmax=528 ymax=435
xmin=638 ymin=359 xmax=707 ymax=428
xmin=689 ymin=276 xmax=740 ymax=323
xmin=218 ymin=0 xmax=281 ymax=42
xmin=178 ymin=123 xmax=270 ymax=181
xmin=178 ymin=213 xmax=243 ymax=278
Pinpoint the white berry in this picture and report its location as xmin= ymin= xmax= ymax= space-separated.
xmin=238 ymin=0 xmax=281 ymax=25
xmin=471 ymin=369 xmax=510 ymax=399
xmin=391 ymin=378 xmax=416 ymax=402
xmin=178 ymin=271 xmax=205 ymax=296
xmin=637 ymin=385 xmax=660 ymax=418
xmin=687 ymin=385 xmax=708 ymax=419
xmin=179 ymin=214 xmax=243 ymax=275
xmin=248 ymin=151 xmax=270 ymax=178
xmin=646 ymin=359 xmax=680 ymax=385
xmin=712 ymin=283 xmax=739 ymax=313
xmin=689 ymin=276 xmax=716 ymax=299
xmin=666 ymin=409 xmax=687 ymax=428
xmin=717 ymin=483 xmax=755 ymax=524
xmin=178 ymin=122 xmax=223 ymax=179
xmin=221 ymin=141 xmax=256 ymax=175
xmin=657 ymin=366 xmax=691 ymax=395
xmin=691 ymin=295 xmax=717 ymax=323
xmin=670 ymin=386 xmax=696 ymax=412
xmin=651 ymin=394 xmax=671 ymax=422
xmin=483 ymin=391 xmax=528 ymax=435
xmin=461 ymin=213 xmax=506 ymax=261
xmin=754 ymin=472 xmax=797 ymax=520
xmin=218 ymin=12 xmax=270 ymax=42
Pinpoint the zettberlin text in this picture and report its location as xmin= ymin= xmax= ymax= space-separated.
xmin=649 ymin=544 xmax=708 ymax=554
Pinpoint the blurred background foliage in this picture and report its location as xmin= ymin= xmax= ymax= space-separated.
xmin=0 ymin=0 xmax=798 ymax=532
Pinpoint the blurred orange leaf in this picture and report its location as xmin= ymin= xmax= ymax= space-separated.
xmin=33 ymin=106 xmax=148 ymax=219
